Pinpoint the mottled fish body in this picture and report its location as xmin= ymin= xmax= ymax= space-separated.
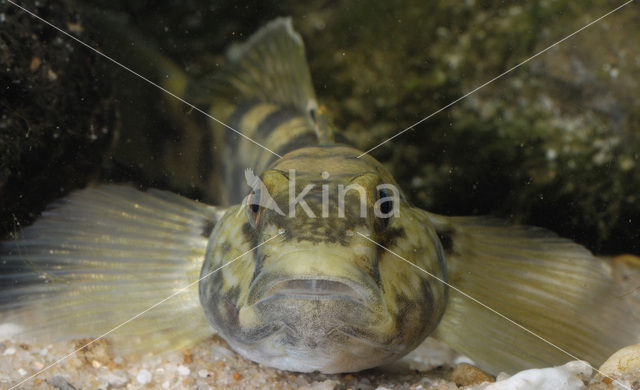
xmin=1 ymin=18 xmax=638 ymax=375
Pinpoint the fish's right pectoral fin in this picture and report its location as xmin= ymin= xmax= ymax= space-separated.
xmin=0 ymin=185 xmax=230 ymax=354
xmin=420 ymin=211 xmax=640 ymax=374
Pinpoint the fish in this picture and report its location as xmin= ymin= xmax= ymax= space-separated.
xmin=1 ymin=17 xmax=638 ymax=375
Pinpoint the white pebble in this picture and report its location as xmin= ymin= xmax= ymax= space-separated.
xmin=39 ymin=348 xmax=48 ymax=356
xmin=0 ymin=323 xmax=23 ymax=338
xmin=177 ymin=365 xmax=190 ymax=376
xmin=17 ymin=368 xmax=27 ymax=376
xmin=136 ymin=369 xmax=152 ymax=384
xmin=453 ymin=355 xmax=475 ymax=365
xmin=106 ymin=372 xmax=128 ymax=387
xmin=3 ymin=347 xmax=15 ymax=355
xmin=198 ymin=369 xmax=209 ymax=378
xmin=485 ymin=361 xmax=591 ymax=390
xmin=162 ymin=381 xmax=170 ymax=389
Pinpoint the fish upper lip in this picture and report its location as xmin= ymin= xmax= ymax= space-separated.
xmin=247 ymin=276 xmax=379 ymax=308
xmin=267 ymin=278 xmax=366 ymax=301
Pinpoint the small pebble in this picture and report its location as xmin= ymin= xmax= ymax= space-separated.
xmin=182 ymin=349 xmax=194 ymax=364
xmin=17 ymin=368 xmax=27 ymax=376
xmin=296 ymin=376 xmax=310 ymax=386
xmin=593 ymin=342 xmax=640 ymax=387
xmin=198 ymin=369 xmax=209 ymax=378
xmin=47 ymin=69 xmax=58 ymax=81
xmin=3 ymin=347 xmax=16 ymax=355
xmin=162 ymin=381 xmax=170 ymax=389
xmin=47 ymin=376 xmax=77 ymax=390
xmin=136 ymin=369 xmax=152 ymax=385
xmin=177 ymin=365 xmax=190 ymax=376
xmin=352 ymin=380 xmax=373 ymax=390
xmin=450 ymin=363 xmax=494 ymax=386
xmin=29 ymin=57 xmax=41 ymax=72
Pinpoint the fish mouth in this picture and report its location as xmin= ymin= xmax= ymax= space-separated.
xmin=247 ymin=276 xmax=378 ymax=308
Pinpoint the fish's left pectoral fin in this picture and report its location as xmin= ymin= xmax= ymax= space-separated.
xmin=0 ymin=185 xmax=230 ymax=354
xmin=612 ymin=254 xmax=640 ymax=322
xmin=418 ymin=211 xmax=640 ymax=374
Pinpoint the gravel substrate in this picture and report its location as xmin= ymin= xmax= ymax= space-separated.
xmin=3 ymin=330 xmax=638 ymax=389
xmin=0 ymin=335 xmax=468 ymax=389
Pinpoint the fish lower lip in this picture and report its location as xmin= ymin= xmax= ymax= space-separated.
xmin=331 ymin=326 xmax=404 ymax=354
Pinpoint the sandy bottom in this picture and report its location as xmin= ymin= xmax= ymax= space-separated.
xmin=0 ymin=336 xmax=467 ymax=389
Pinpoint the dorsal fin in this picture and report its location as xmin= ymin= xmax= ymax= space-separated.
xmin=226 ymin=17 xmax=316 ymax=113
xmin=223 ymin=17 xmax=333 ymax=143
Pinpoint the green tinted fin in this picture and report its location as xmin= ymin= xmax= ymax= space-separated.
xmin=421 ymin=212 xmax=639 ymax=374
xmin=223 ymin=17 xmax=332 ymax=142
xmin=0 ymin=185 xmax=228 ymax=354
xmin=612 ymin=255 xmax=640 ymax=322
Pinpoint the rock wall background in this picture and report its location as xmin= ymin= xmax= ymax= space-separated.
xmin=1 ymin=0 xmax=638 ymax=256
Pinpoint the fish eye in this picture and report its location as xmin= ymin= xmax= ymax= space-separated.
xmin=246 ymin=188 xmax=262 ymax=227
xmin=378 ymin=189 xmax=394 ymax=214
xmin=376 ymin=188 xmax=395 ymax=230
xmin=248 ymin=189 xmax=261 ymax=213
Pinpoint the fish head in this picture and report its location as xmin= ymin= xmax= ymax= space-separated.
xmin=199 ymin=146 xmax=447 ymax=373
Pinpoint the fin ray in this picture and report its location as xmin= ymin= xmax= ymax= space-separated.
xmin=225 ymin=17 xmax=316 ymax=113
xmin=0 ymin=185 xmax=227 ymax=353
xmin=423 ymin=212 xmax=640 ymax=373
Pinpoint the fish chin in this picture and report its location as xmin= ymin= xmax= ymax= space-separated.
xmin=231 ymin=329 xmax=404 ymax=373
xmin=229 ymin=296 xmax=405 ymax=373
